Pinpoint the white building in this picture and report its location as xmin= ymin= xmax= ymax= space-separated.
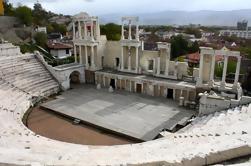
xmin=35 ymin=26 xmax=47 ymax=34
xmin=47 ymin=42 xmax=73 ymax=59
xmin=220 ymin=30 xmax=251 ymax=39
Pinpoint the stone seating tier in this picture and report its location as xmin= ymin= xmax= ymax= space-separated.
xmin=0 ymin=54 xmax=59 ymax=97
xmin=0 ymin=49 xmax=251 ymax=165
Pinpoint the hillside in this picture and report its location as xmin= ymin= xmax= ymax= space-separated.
xmin=0 ymin=16 xmax=32 ymax=43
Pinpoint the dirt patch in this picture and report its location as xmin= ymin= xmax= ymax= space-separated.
xmin=27 ymin=107 xmax=135 ymax=146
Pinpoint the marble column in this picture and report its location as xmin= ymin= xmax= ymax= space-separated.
xmin=221 ymin=55 xmax=229 ymax=87
xmin=96 ymin=20 xmax=100 ymax=40
xmin=74 ymin=44 xmax=77 ymax=63
xmin=84 ymin=22 xmax=87 ymax=39
xmin=135 ymin=46 xmax=139 ymax=73
xmin=186 ymin=90 xmax=190 ymax=103
xmin=165 ymin=49 xmax=170 ymax=76
xmin=136 ymin=24 xmax=139 ymax=41
xmin=85 ymin=46 xmax=88 ymax=67
xmin=93 ymin=21 xmax=96 ymax=40
xmin=234 ymin=56 xmax=241 ymax=86
xmin=179 ymin=90 xmax=184 ymax=106
xmin=141 ymin=40 xmax=144 ymax=51
xmin=121 ymin=47 xmax=124 ymax=70
xmin=142 ymin=83 xmax=144 ymax=94
xmin=198 ymin=53 xmax=204 ymax=84
xmin=72 ymin=22 xmax=75 ymax=40
xmin=121 ymin=23 xmax=124 ymax=40
xmin=128 ymin=21 xmax=132 ymax=40
xmin=78 ymin=21 xmax=82 ymax=39
xmin=103 ymin=75 xmax=106 ymax=87
xmin=128 ymin=54 xmax=132 ymax=71
xmin=153 ymin=59 xmax=156 ymax=74
xmin=130 ymin=80 xmax=132 ymax=92
xmin=210 ymin=54 xmax=216 ymax=85
xmin=91 ymin=46 xmax=95 ymax=68
xmin=91 ymin=21 xmax=94 ymax=41
xmin=173 ymin=89 xmax=176 ymax=100
xmin=157 ymin=57 xmax=161 ymax=75
xmin=79 ymin=45 xmax=82 ymax=64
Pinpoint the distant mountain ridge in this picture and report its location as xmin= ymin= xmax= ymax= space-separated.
xmin=99 ymin=9 xmax=251 ymax=26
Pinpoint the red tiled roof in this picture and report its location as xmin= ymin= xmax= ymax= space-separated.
xmin=215 ymin=55 xmax=224 ymax=62
xmin=187 ymin=52 xmax=224 ymax=63
xmin=47 ymin=42 xmax=73 ymax=50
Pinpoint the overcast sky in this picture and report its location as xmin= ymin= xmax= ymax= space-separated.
xmin=9 ymin=0 xmax=251 ymax=15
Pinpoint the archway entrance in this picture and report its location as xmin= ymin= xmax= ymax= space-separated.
xmin=167 ymin=89 xmax=174 ymax=99
xmin=136 ymin=84 xmax=142 ymax=93
xmin=70 ymin=71 xmax=81 ymax=88
xmin=110 ymin=79 xmax=116 ymax=89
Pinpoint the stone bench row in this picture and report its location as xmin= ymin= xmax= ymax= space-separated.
xmin=0 ymin=61 xmax=41 ymax=74
xmin=1 ymin=66 xmax=49 ymax=82
xmin=0 ymin=55 xmax=35 ymax=66
xmin=178 ymin=106 xmax=251 ymax=136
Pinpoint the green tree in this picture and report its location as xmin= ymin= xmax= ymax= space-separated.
xmin=170 ymin=35 xmax=200 ymax=59
xmin=184 ymin=28 xmax=202 ymax=38
xmin=238 ymin=47 xmax=251 ymax=59
xmin=222 ymin=35 xmax=238 ymax=43
xmin=215 ymin=64 xmax=223 ymax=77
xmin=101 ymin=23 xmax=121 ymax=41
xmin=34 ymin=32 xmax=47 ymax=48
xmin=189 ymin=41 xmax=200 ymax=53
xmin=48 ymin=23 xmax=67 ymax=35
xmin=57 ymin=24 xmax=67 ymax=35
xmin=15 ymin=6 xmax=32 ymax=26
xmin=3 ymin=0 xmax=15 ymax=16
xmin=32 ymin=2 xmax=50 ymax=26
xmin=215 ymin=60 xmax=237 ymax=77
xmin=227 ymin=60 xmax=237 ymax=74
xmin=170 ymin=35 xmax=189 ymax=59
xmin=46 ymin=24 xmax=54 ymax=34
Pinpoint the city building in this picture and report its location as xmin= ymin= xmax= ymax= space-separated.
xmin=35 ymin=26 xmax=47 ymax=34
xmin=220 ymin=21 xmax=251 ymax=39
xmin=47 ymin=41 xmax=73 ymax=59
xmin=237 ymin=20 xmax=248 ymax=31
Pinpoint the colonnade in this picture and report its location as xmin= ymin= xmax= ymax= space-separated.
xmin=198 ymin=48 xmax=241 ymax=88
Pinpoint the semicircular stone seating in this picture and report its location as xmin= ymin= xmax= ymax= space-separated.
xmin=0 ymin=53 xmax=251 ymax=165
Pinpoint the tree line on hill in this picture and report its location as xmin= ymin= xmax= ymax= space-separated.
xmin=3 ymin=0 xmax=67 ymax=35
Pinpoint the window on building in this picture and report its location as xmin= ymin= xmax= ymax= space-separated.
xmin=148 ymin=60 xmax=154 ymax=70
xmin=66 ymin=49 xmax=69 ymax=54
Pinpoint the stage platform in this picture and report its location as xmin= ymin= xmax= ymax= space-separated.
xmin=41 ymin=85 xmax=196 ymax=141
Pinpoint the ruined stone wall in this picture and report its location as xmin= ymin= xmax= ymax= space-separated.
xmin=177 ymin=62 xmax=189 ymax=79
xmin=140 ymin=50 xmax=158 ymax=73
xmin=96 ymin=35 xmax=107 ymax=69
xmin=104 ymin=41 xmax=120 ymax=69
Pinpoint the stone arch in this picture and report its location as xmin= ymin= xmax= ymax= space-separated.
xmin=69 ymin=70 xmax=81 ymax=87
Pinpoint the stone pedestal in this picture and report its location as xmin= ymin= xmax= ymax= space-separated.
xmin=109 ymin=86 xmax=114 ymax=93
xmin=209 ymin=79 xmax=214 ymax=88
xmin=179 ymin=97 xmax=184 ymax=106
xmin=96 ymin=84 xmax=101 ymax=90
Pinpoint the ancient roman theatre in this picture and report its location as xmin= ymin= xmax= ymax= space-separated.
xmin=0 ymin=12 xmax=251 ymax=165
